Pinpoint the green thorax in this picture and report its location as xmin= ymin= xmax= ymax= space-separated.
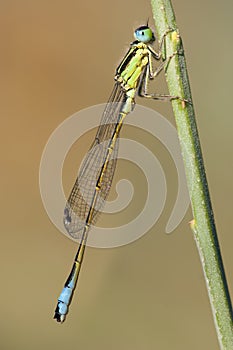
xmin=116 ymin=42 xmax=149 ymax=91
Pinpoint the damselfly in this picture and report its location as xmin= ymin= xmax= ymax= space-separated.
xmin=54 ymin=25 xmax=185 ymax=322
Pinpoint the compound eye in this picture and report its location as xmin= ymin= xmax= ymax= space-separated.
xmin=134 ymin=26 xmax=155 ymax=43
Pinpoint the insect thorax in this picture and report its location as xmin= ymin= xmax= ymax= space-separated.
xmin=116 ymin=43 xmax=149 ymax=91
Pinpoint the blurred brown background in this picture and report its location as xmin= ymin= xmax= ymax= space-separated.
xmin=1 ymin=0 xmax=233 ymax=349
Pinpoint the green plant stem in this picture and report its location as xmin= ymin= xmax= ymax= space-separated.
xmin=150 ymin=0 xmax=233 ymax=348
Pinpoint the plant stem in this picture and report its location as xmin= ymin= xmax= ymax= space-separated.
xmin=150 ymin=0 xmax=233 ymax=348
